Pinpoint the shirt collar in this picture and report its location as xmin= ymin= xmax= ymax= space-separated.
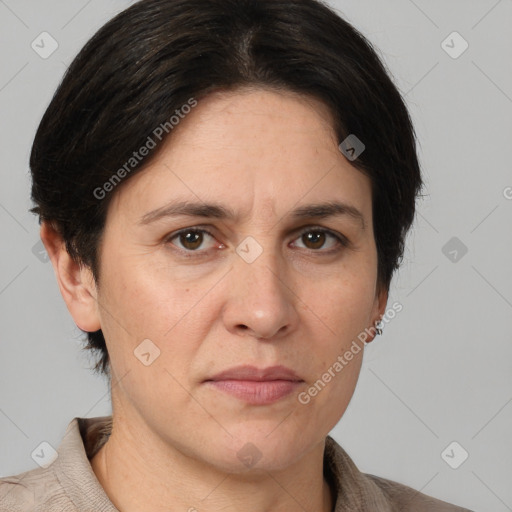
xmin=324 ymin=435 xmax=393 ymax=511
xmin=52 ymin=416 xmax=118 ymax=512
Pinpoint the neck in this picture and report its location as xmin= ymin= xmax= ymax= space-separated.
xmin=90 ymin=414 xmax=334 ymax=512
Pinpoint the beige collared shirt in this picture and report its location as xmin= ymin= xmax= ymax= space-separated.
xmin=0 ymin=416 xmax=473 ymax=511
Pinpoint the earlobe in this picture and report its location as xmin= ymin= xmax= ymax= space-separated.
xmin=40 ymin=222 xmax=101 ymax=333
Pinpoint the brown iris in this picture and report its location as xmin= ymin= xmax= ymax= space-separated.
xmin=179 ymin=231 xmax=204 ymax=250
xmin=302 ymin=231 xmax=326 ymax=250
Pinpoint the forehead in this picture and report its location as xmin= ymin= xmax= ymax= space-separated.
xmin=107 ymin=88 xmax=372 ymax=224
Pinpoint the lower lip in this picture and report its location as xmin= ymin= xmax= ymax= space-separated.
xmin=205 ymin=380 xmax=302 ymax=405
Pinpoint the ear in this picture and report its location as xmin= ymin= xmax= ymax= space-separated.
xmin=366 ymin=285 xmax=389 ymax=343
xmin=40 ymin=222 xmax=101 ymax=332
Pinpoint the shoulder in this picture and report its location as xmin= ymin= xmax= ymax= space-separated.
xmin=0 ymin=465 xmax=70 ymax=512
xmin=324 ymin=435 xmax=475 ymax=512
xmin=364 ymin=473 xmax=475 ymax=512
xmin=0 ymin=416 xmax=112 ymax=512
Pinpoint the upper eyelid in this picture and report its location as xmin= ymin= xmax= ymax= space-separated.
xmin=167 ymin=226 xmax=216 ymax=241
xmin=292 ymin=226 xmax=349 ymax=248
xmin=166 ymin=226 xmax=216 ymax=244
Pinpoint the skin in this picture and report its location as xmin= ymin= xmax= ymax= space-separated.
xmin=42 ymin=87 xmax=388 ymax=512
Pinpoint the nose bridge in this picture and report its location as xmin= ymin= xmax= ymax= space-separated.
xmin=236 ymin=237 xmax=287 ymax=303
xmin=223 ymin=234 xmax=297 ymax=339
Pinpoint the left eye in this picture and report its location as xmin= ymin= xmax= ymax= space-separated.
xmin=292 ymin=229 xmax=343 ymax=251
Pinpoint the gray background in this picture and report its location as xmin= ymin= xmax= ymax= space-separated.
xmin=1 ymin=1 xmax=511 ymax=510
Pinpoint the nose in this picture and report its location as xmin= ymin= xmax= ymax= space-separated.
xmin=221 ymin=248 xmax=299 ymax=340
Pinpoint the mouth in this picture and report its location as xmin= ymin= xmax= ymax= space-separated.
xmin=204 ymin=365 xmax=304 ymax=405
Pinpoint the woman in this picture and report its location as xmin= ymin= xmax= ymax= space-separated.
xmin=0 ymin=0 xmax=474 ymax=510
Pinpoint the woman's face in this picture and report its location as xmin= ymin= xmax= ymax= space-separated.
xmin=90 ymin=88 xmax=386 ymax=471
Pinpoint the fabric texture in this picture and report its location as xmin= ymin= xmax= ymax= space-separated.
xmin=0 ymin=416 xmax=474 ymax=511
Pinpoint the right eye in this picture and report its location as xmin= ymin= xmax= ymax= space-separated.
xmin=165 ymin=228 xmax=224 ymax=256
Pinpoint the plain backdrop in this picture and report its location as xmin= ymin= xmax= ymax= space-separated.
xmin=1 ymin=1 xmax=511 ymax=511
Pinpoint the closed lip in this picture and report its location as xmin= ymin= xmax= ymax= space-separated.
xmin=205 ymin=365 xmax=303 ymax=382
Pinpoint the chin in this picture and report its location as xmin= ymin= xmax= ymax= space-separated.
xmin=204 ymin=425 xmax=317 ymax=474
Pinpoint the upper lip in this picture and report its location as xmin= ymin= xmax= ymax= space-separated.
xmin=205 ymin=365 xmax=303 ymax=382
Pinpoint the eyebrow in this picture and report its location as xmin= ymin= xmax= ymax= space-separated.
xmin=139 ymin=200 xmax=366 ymax=230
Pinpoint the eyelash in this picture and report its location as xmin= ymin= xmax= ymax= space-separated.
xmin=164 ymin=225 xmax=349 ymax=258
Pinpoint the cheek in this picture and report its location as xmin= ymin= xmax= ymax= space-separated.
xmin=298 ymin=267 xmax=375 ymax=412
xmin=98 ymin=266 xmax=208 ymax=414
xmin=100 ymin=258 xmax=193 ymax=336
xmin=296 ymin=349 xmax=363 ymax=442
xmin=97 ymin=257 xmax=221 ymax=382
xmin=316 ymin=270 xmax=377 ymax=338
